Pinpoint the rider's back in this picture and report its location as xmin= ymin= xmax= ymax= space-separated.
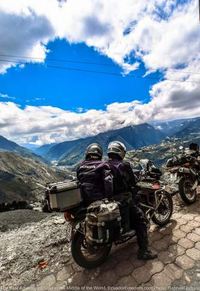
xmin=108 ymin=158 xmax=136 ymax=195
xmin=77 ymin=159 xmax=112 ymax=204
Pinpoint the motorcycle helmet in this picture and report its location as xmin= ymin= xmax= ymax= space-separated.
xmin=85 ymin=143 xmax=103 ymax=159
xmin=107 ymin=141 xmax=127 ymax=159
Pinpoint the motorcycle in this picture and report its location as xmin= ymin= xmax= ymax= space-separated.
xmin=64 ymin=159 xmax=173 ymax=269
xmin=135 ymin=159 xmax=173 ymax=227
xmin=166 ymin=148 xmax=200 ymax=204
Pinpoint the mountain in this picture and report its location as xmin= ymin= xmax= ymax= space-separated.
xmin=0 ymin=135 xmax=29 ymax=153
xmin=0 ymin=151 xmax=72 ymax=203
xmin=0 ymin=135 xmax=44 ymax=161
xmin=125 ymin=119 xmax=200 ymax=169
xmin=34 ymin=143 xmax=56 ymax=157
xmin=152 ymin=117 xmax=199 ymax=136
xmin=126 ymin=139 xmax=197 ymax=169
xmin=173 ymin=117 xmax=200 ymax=139
xmin=36 ymin=123 xmax=165 ymax=166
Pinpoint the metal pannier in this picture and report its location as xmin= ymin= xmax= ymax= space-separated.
xmin=48 ymin=180 xmax=82 ymax=211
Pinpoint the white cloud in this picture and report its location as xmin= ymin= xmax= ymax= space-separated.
xmin=0 ymin=0 xmax=199 ymax=72
xmin=0 ymin=92 xmax=15 ymax=100
xmin=0 ymin=0 xmax=200 ymax=144
xmin=0 ymin=0 xmax=56 ymax=73
xmin=1 ymin=78 xmax=200 ymax=146
xmin=0 ymin=0 xmax=199 ymax=73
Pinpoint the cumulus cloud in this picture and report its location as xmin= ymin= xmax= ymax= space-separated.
xmin=0 ymin=0 xmax=199 ymax=73
xmin=0 ymin=0 xmax=199 ymax=72
xmin=0 ymin=0 xmax=200 ymax=144
xmin=0 ymin=0 xmax=57 ymax=72
xmin=1 ymin=76 xmax=200 ymax=146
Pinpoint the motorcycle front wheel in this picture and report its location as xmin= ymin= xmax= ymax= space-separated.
xmin=179 ymin=177 xmax=197 ymax=204
xmin=152 ymin=191 xmax=173 ymax=226
xmin=71 ymin=231 xmax=112 ymax=269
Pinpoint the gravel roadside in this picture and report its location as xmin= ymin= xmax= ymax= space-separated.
xmin=0 ymin=210 xmax=71 ymax=290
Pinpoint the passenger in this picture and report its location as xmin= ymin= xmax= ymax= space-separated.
xmin=77 ymin=143 xmax=113 ymax=206
xmin=107 ymin=141 xmax=157 ymax=260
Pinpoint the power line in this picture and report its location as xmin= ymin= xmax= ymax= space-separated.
xmin=0 ymin=53 xmax=115 ymax=68
xmin=0 ymin=58 xmax=199 ymax=85
xmin=46 ymin=64 xmax=200 ymax=84
xmin=0 ymin=52 xmax=200 ymax=76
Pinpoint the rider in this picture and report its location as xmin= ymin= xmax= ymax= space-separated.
xmin=107 ymin=141 xmax=157 ymax=260
xmin=77 ymin=143 xmax=113 ymax=206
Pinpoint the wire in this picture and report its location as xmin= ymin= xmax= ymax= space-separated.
xmin=46 ymin=64 xmax=200 ymax=84
xmin=0 ymin=58 xmax=200 ymax=84
xmin=0 ymin=52 xmax=200 ymax=76
xmin=0 ymin=53 xmax=116 ymax=68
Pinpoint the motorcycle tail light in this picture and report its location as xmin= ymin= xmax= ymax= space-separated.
xmin=152 ymin=183 xmax=160 ymax=190
xmin=64 ymin=211 xmax=74 ymax=221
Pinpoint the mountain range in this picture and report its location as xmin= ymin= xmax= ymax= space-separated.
xmin=153 ymin=116 xmax=200 ymax=137
xmin=0 ymin=136 xmax=72 ymax=203
xmin=35 ymin=123 xmax=165 ymax=165
xmin=0 ymin=135 xmax=44 ymax=162
xmin=34 ymin=117 xmax=200 ymax=166
xmin=0 ymin=135 xmax=31 ymax=155
xmin=0 ymin=151 xmax=71 ymax=203
xmin=1 ymin=117 xmax=200 ymax=168
xmin=171 ymin=117 xmax=200 ymax=139
xmin=0 ymin=116 xmax=200 ymax=202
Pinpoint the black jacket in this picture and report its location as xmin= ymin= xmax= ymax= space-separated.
xmin=77 ymin=159 xmax=113 ymax=204
xmin=107 ymin=159 xmax=137 ymax=196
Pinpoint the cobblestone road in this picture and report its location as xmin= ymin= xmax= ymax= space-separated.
xmin=23 ymin=196 xmax=200 ymax=291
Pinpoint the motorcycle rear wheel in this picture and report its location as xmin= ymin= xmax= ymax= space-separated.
xmin=71 ymin=231 xmax=112 ymax=269
xmin=152 ymin=191 xmax=173 ymax=226
xmin=179 ymin=177 xmax=197 ymax=204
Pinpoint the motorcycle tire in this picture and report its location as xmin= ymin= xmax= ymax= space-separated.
xmin=179 ymin=177 xmax=197 ymax=204
xmin=151 ymin=191 xmax=173 ymax=227
xmin=71 ymin=231 xmax=112 ymax=269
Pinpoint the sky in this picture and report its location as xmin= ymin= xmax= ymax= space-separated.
xmin=0 ymin=0 xmax=200 ymax=145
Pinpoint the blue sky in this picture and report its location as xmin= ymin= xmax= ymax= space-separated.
xmin=0 ymin=0 xmax=199 ymax=145
xmin=0 ymin=39 xmax=160 ymax=111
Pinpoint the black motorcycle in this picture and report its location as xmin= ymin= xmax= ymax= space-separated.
xmin=135 ymin=159 xmax=173 ymax=227
xmin=166 ymin=148 xmax=199 ymax=204
xmin=64 ymin=160 xmax=173 ymax=269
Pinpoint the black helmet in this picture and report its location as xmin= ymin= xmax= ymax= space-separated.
xmin=189 ymin=143 xmax=199 ymax=152
xmin=107 ymin=141 xmax=126 ymax=159
xmin=85 ymin=143 xmax=103 ymax=159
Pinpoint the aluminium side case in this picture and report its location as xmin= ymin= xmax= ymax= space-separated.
xmin=48 ymin=180 xmax=82 ymax=211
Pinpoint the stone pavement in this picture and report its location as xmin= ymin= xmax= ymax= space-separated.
xmin=23 ymin=197 xmax=200 ymax=291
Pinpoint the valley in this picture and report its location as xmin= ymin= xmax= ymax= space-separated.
xmin=0 ymin=116 xmax=199 ymax=204
xmin=0 ymin=152 xmax=72 ymax=203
